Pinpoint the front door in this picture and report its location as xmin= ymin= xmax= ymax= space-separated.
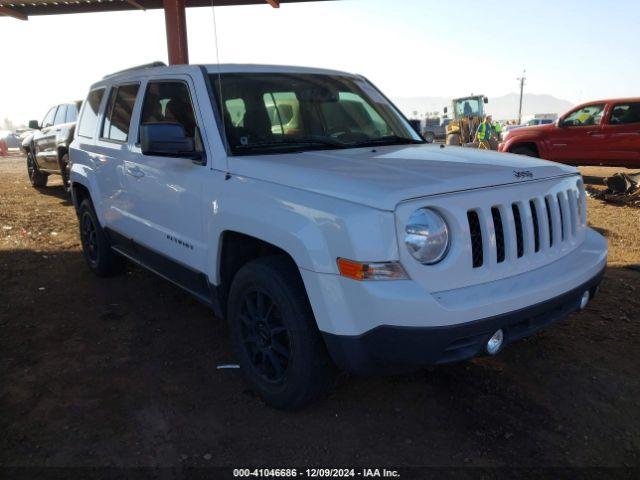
xmin=601 ymin=101 xmax=640 ymax=166
xmin=123 ymin=77 xmax=208 ymax=273
xmin=550 ymin=103 xmax=606 ymax=165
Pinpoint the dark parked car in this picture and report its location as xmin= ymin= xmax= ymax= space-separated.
xmin=421 ymin=117 xmax=448 ymax=143
xmin=23 ymin=101 xmax=82 ymax=192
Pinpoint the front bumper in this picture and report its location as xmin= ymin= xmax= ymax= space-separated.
xmin=300 ymin=228 xmax=607 ymax=374
xmin=322 ymin=268 xmax=603 ymax=374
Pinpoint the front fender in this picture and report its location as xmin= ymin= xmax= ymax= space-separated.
xmin=207 ymin=176 xmax=399 ymax=283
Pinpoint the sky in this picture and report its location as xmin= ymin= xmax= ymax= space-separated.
xmin=1 ymin=0 xmax=638 ymax=125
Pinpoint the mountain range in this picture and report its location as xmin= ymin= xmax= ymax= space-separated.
xmin=392 ymin=93 xmax=575 ymax=121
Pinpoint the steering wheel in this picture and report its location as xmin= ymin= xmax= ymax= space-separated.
xmin=327 ymin=128 xmax=369 ymax=144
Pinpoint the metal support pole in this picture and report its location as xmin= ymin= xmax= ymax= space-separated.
xmin=163 ymin=0 xmax=189 ymax=65
xmin=517 ymin=70 xmax=526 ymax=125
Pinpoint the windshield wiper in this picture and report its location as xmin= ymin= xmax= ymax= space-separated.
xmin=235 ymin=137 xmax=349 ymax=151
xmin=351 ymin=135 xmax=424 ymax=148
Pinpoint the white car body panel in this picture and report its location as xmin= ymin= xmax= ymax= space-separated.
xmin=69 ymin=63 xmax=607 ymax=351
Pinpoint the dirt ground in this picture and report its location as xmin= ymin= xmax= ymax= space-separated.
xmin=1 ymin=155 xmax=639 ymax=471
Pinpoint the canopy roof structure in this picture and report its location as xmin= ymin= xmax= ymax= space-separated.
xmin=0 ymin=0 xmax=323 ymax=18
xmin=0 ymin=0 xmax=335 ymax=64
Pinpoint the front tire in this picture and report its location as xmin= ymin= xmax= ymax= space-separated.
xmin=423 ymin=132 xmax=435 ymax=143
xmin=27 ymin=152 xmax=48 ymax=187
xmin=78 ymin=199 xmax=124 ymax=277
xmin=227 ymin=256 xmax=337 ymax=410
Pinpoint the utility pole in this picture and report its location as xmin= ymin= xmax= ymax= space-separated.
xmin=517 ymin=69 xmax=526 ymax=124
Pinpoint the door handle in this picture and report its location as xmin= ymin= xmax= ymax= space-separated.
xmin=125 ymin=165 xmax=145 ymax=178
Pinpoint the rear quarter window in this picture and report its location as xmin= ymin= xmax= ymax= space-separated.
xmin=78 ymin=89 xmax=106 ymax=138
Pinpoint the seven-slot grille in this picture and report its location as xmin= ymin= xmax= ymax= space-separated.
xmin=467 ymin=187 xmax=582 ymax=269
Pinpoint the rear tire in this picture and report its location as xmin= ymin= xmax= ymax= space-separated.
xmin=27 ymin=152 xmax=48 ymax=187
xmin=423 ymin=132 xmax=435 ymax=143
xmin=511 ymin=146 xmax=538 ymax=157
xmin=227 ymin=255 xmax=337 ymax=410
xmin=60 ymin=153 xmax=71 ymax=194
xmin=78 ymin=199 xmax=124 ymax=277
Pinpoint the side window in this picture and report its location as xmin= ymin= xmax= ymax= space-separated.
xmin=102 ymin=84 xmax=140 ymax=142
xmin=42 ymin=107 xmax=57 ymax=128
xmin=78 ymin=89 xmax=106 ymax=138
xmin=66 ymin=104 xmax=78 ymax=124
xmin=54 ymin=105 xmax=67 ymax=125
xmin=140 ymin=81 xmax=197 ymax=138
xmin=609 ymin=102 xmax=640 ymax=125
xmin=263 ymin=92 xmax=300 ymax=135
xmin=563 ymin=104 xmax=605 ymax=127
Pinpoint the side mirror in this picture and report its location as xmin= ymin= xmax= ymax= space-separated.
xmin=556 ymin=118 xmax=564 ymax=128
xmin=483 ymin=97 xmax=489 ymax=104
xmin=140 ymin=123 xmax=201 ymax=161
xmin=28 ymin=120 xmax=40 ymax=130
xmin=443 ymin=106 xmax=448 ymax=114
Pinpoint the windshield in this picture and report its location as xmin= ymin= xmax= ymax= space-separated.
xmin=453 ymin=98 xmax=482 ymax=118
xmin=209 ymin=73 xmax=423 ymax=155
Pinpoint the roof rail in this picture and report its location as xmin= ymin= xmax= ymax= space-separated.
xmin=103 ymin=61 xmax=167 ymax=79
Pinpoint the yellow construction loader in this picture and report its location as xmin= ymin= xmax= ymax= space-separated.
xmin=444 ymin=95 xmax=495 ymax=148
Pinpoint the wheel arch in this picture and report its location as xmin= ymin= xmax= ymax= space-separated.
xmin=215 ymin=230 xmax=304 ymax=318
xmin=505 ymin=136 xmax=546 ymax=157
xmin=69 ymin=164 xmax=106 ymax=225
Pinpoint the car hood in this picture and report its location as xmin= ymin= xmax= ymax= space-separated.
xmin=229 ymin=144 xmax=577 ymax=211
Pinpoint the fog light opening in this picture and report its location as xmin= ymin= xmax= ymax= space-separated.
xmin=486 ymin=329 xmax=504 ymax=355
xmin=580 ymin=290 xmax=590 ymax=310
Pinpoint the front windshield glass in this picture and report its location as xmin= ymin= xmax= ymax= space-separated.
xmin=453 ymin=98 xmax=481 ymax=118
xmin=209 ymin=73 xmax=423 ymax=155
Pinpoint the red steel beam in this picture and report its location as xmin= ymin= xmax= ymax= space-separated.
xmin=163 ymin=0 xmax=189 ymax=64
xmin=0 ymin=6 xmax=28 ymax=20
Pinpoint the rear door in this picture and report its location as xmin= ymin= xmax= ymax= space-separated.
xmin=34 ymin=106 xmax=58 ymax=171
xmin=601 ymin=101 xmax=640 ymax=166
xmin=94 ymin=83 xmax=141 ymax=235
xmin=551 ymin=104 xmax=606 ymax=165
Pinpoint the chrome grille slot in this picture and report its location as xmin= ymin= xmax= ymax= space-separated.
xmin=491 ymin=207 xmax=505 ymax=263
xmin=557 ymin=192 xmax=566 ymax=241
xmin=529 ymin=200 xmax=540 ymax=253
xmin=512 ymin=203 xmax=524 ymax=258
xmin=467 ymin=210 xmax=484 ymax=268
xmin=545 ymin=196 xmax=554 ymax=247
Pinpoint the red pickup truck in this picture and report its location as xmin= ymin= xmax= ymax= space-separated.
xmin=499 ymin=98 xmax=640 ymax=168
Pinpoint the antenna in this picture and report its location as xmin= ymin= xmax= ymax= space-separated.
xmin=210 ymin=0 xmax=228 ymax=152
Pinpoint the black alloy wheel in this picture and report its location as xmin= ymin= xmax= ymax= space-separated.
xmin=239 ymin=288 xmax=291 ymax=383
xmin=80 ymin=210 xmax=99 ymax=266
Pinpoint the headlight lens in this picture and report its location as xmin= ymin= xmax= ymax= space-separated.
xmin=404 ymin=208 xmax=450 ymax=264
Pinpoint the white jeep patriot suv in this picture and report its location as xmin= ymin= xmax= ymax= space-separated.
xmin=69 ymin=63 xmax=607 ymax=409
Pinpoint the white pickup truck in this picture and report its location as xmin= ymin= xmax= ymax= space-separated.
xmin=69 ymin=63 xmax=607 ymax=409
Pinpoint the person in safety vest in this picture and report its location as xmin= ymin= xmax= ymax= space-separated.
xmin=476 ymin=115 xmax=493 ymax=149
xmin=493 ymin=120 xmax=502 ymax=138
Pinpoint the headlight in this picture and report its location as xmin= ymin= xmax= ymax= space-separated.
xmin=404 ymin=208 xmax=450 ymax=264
